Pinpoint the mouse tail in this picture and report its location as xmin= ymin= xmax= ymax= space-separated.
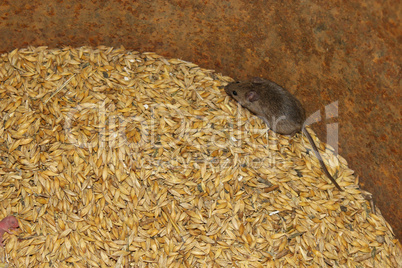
xmin=302 ymin=127 xmax=343 ymax=191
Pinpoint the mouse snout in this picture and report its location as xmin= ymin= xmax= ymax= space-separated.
xmin=224 ymin=84 xmax=231 ymax=95
xmin=224 ymin=82 xmax=237 ymax=96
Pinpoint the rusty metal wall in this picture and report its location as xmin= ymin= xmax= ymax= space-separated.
xmin=0 ymin=0 xmax=400 ymax=239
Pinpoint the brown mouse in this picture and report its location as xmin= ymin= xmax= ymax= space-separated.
xmin=225 ymin=77 xmax=342 ymax=191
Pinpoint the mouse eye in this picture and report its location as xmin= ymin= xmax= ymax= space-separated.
xmin=232 ymin=91 xmax=238 ymax=96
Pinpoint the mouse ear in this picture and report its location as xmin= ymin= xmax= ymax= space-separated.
xmin=246 ymin=90 xmax=259 ymax=102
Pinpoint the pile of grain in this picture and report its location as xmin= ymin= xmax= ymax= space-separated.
xmin=0 ymin=46 xmax=400 ymax=267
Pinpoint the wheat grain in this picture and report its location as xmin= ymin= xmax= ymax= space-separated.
xmin=0 ymin=46 xmax=399 ymax=267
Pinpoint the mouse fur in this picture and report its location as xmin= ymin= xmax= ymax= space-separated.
xmin=225 ymin=78 xmax=306 ymax=135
